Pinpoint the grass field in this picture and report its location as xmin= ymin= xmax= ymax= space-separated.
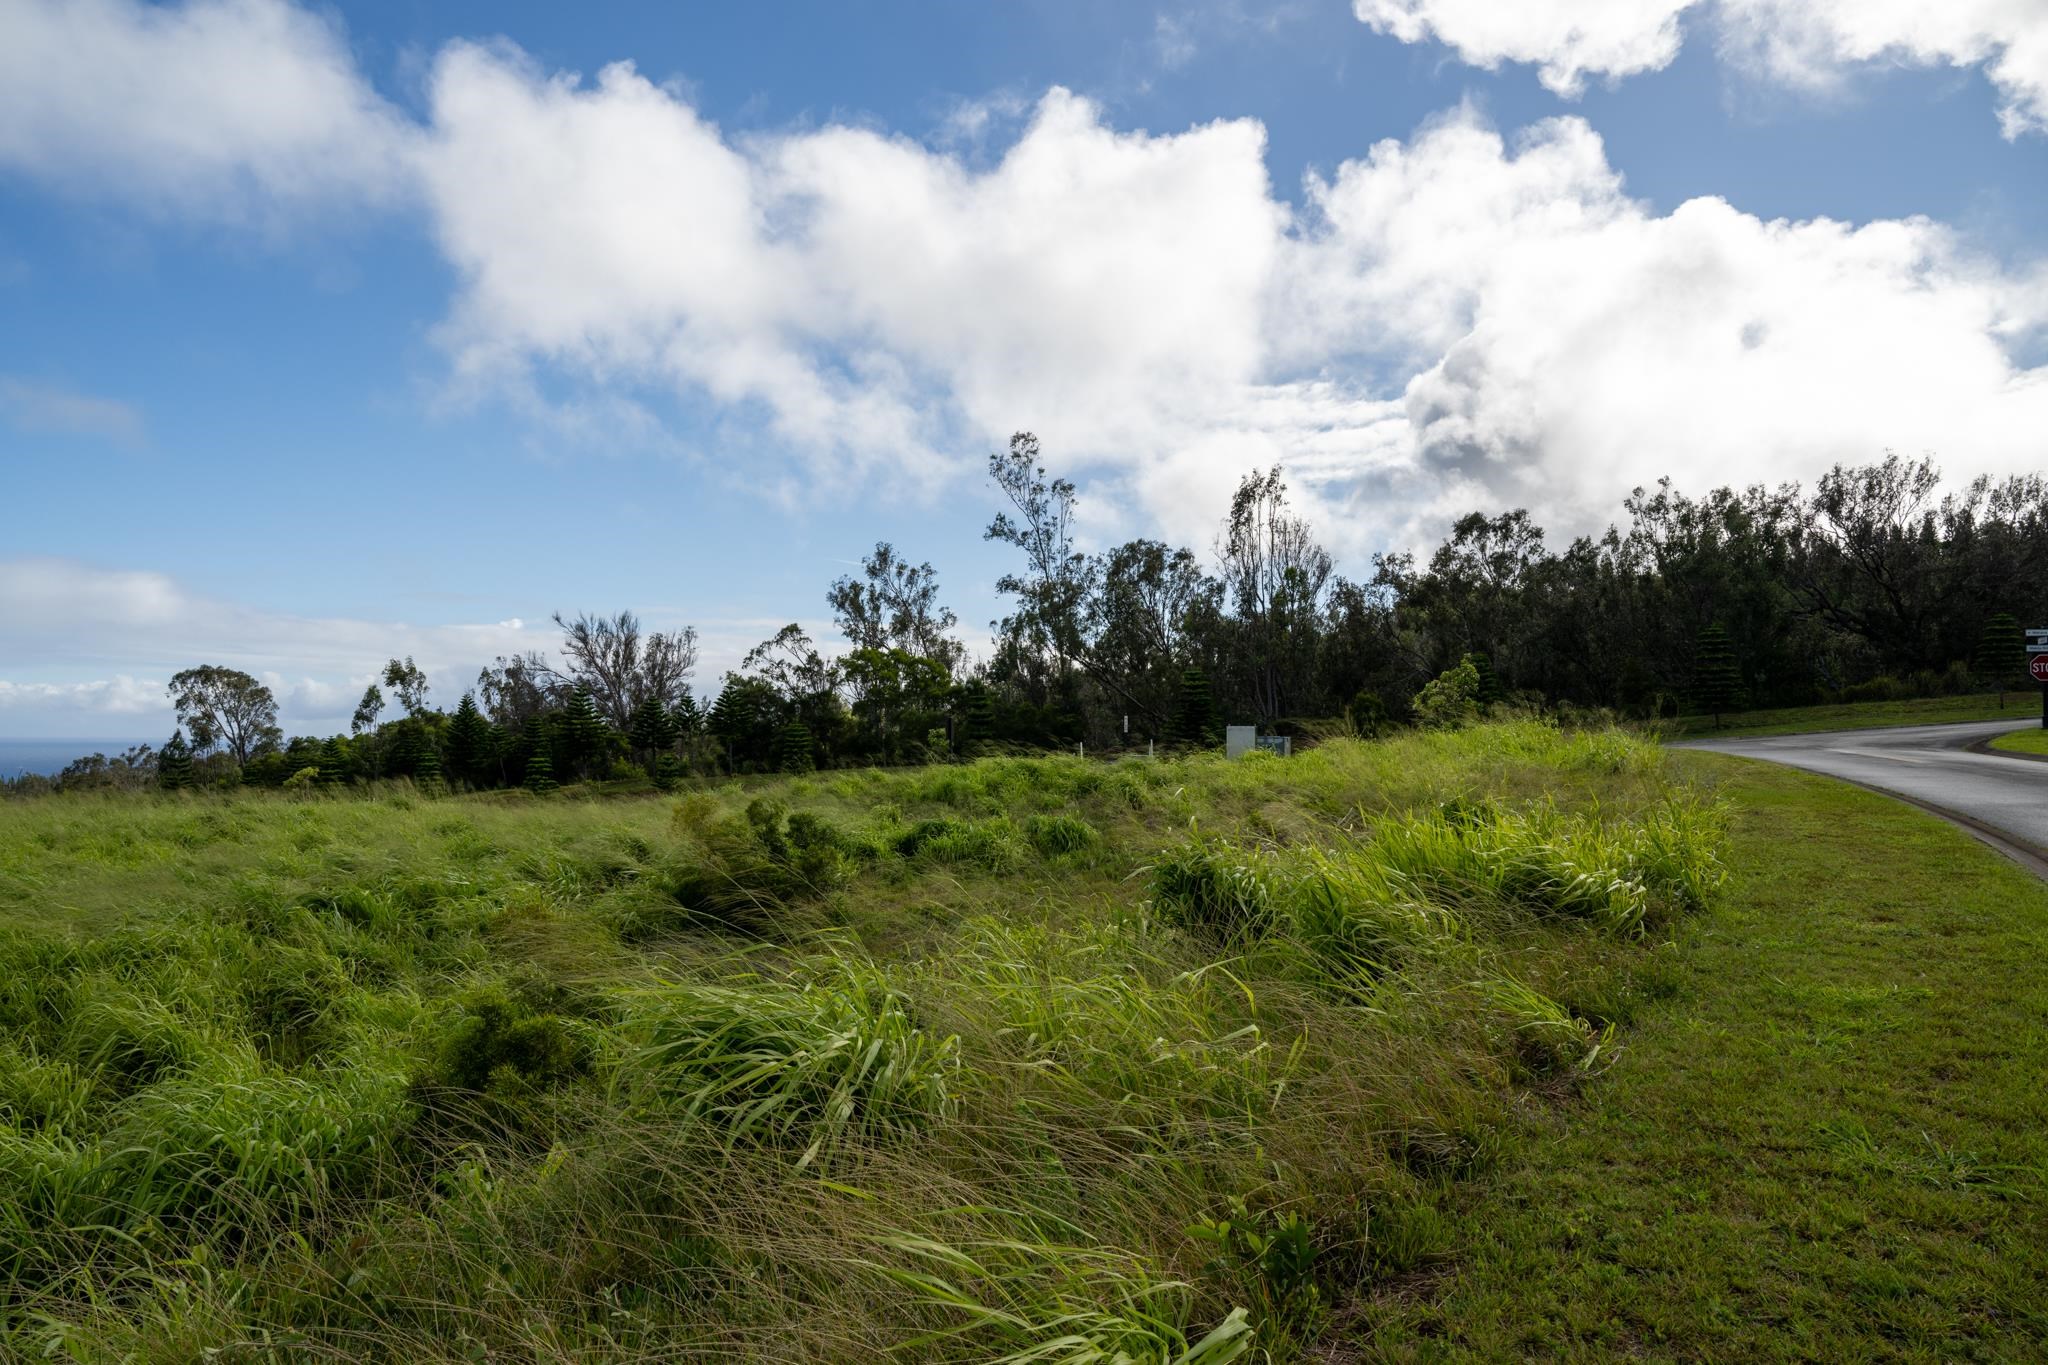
xmin=1665 ymin=691 xmax=2032 ymax=739
xmin=1987 ymin=726 xmax=2048 ymax=756
xmin=1362 ymin=756 xmax=2048 ymax=1359
xmin=0 ymin=723 xmax=1721 ymax=1361
xmin=0 ymin=723 xmax=2039 ymax=1360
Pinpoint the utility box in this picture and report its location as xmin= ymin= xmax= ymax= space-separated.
xmin=1225 ymin=727 xmax=1291 ymax=758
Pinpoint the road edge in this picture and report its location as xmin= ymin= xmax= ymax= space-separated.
xmin=1965 ymin=734 xmax=2048 ymax=765
xmin=1688 ymin=750 xmax=2048 ymax=881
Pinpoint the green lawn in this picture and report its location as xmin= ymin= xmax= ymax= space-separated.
xmin=1362 ymin=756 xmax=2048 ymax=1360
xmin=1666 ymin=692 xmax=2034 ymax=738
xmin=1988 ymin=726 xmax=2048 ymax=756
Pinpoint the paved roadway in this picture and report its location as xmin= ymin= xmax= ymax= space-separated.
xmin=1680 ymin=718 xmax=2048 ymax=866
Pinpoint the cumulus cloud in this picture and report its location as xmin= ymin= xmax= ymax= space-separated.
xmin=0 ymin=376 xmax=145 ymax=446
xmin=408 ymin=57 xmax=2046 ymax=547
xmin=0 ymin=0 xmax=2044 ymax=563
xmin=1292 ymin=111 xmax=2048 ymax=538
xmin=1355 ymin=0 xmax=1693 ymax=97
xmin=1355 ymin=0 xmax=2048 ymax=138
xmin=0 ymin=0 xmax=411 ymax=220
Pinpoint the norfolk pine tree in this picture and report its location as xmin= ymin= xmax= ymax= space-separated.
xmin=1974 ymin=612 xmax=2026 ymax=708
xmin=1693 ymin=624 xmax=1740 ymax=728
xmin=157 ymin=730 xmax=194 ymax=790
xmin=445 ymin=693 xmax=493 ymax=786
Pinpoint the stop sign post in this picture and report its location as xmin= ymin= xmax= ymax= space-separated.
xmin=2031 ymin=628 xmax=2048 ymax=728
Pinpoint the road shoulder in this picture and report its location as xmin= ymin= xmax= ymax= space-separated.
xmin=1360 ymin=759 xmax=2048 ymax=1360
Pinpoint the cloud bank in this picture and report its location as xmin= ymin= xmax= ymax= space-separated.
xmin=0 ymin=559 xmax=806 ymax=737
xmin=1 ymin=0 xmax=2044 ymax=559
xmin=1356 ymin=0 xmax=2048 ymax=138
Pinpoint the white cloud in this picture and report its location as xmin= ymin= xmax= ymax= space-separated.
xmin=1292 ymin=110 xmax=2048 ymax=539
xmin=0 ymin=559 xmax=533 ymax=733
xmin=1718 ymin=0 xmax=2048 ymax=139
xmin=1354 ymin=0 xmax=1694 ymax=97
xmin=1355 ymin=0 xmax=2048 ymax=138
xmin=0 ymin=560 xmax=772 ymax=736
xmin=0 ymin=676 xmax=163 ymax=715
xmin=0 ymin=1 xmax=2043 ymax=570
xmin=0 ymin=0 xmax=411 ymax=221
xmin=0 ymin=376 xmax=145 ymax=445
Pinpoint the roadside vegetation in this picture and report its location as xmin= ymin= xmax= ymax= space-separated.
xmin=1367 ymin=757 xmax=2048 ymax=1359
xmin=0 ymin=720 xmax=1730 ymax=1362
xmin=1664 ymin=691 xmax=2032 ymax=739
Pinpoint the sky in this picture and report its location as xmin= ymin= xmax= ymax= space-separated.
xmin=3 ymin=0 xmax=2047 ymax=741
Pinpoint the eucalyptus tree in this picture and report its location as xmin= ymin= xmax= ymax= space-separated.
xmin=1218 ymin=467 xmax=1332 ymax=722
xmin=553 ymin=610 xmax=699 ymax=731
xmin=166 ymin=665 xmax=281 ymax=765
xmin=985 ymin=432 xmax=1090 ymax=698
xmin=829 ymin=542 xmax=964 ymax=669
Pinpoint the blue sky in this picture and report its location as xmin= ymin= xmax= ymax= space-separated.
xmin=4 ymin=0 xmax=2047 ymax=740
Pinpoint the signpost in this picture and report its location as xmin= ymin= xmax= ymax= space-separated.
xmin=2032 ymin=629 xmax=2048 ymax=728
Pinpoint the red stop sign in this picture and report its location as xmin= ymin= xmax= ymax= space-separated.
xmin=2030 ymin=655 xmax=2048 ymax=684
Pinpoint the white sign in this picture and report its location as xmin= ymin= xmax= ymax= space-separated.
xmin=2028 ymin=627 xmax=2048 ymax=638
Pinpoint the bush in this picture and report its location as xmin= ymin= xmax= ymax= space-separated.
xmin=434 ymin=984 xmax=588 ymax=1093
xmin=913 ymin=817 xmax=1025 ymax=873
xmin=1149 ymin=839 xmax=1274 ymax=940
xmin=1026 ymin=812 xmax=1099 ymax=857
xmin=1412 ymin=661 xmax=1481 ymax=729
xmin=666 ymin=798 xmax=852 ymax=926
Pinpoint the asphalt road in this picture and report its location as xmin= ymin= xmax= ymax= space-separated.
xmin=1680 ymin=718 xmax=2048 ymax=866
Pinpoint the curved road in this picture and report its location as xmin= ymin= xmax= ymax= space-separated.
xmin=1680 ymin=718 xmax=2048 ymax=870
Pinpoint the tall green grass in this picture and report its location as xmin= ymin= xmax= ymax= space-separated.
xmin=0 ymin=721 xmax=1725 ymax=1361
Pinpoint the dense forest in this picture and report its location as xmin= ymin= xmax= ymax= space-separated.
xmin=18 ymin=436 xmax=2048 ymax=794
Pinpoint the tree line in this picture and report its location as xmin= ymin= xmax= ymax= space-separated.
xmin=15 ymin=435 xmax=2048 ymax=795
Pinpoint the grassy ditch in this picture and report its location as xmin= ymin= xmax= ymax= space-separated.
xmin=0 ymin=722 xmax=1723 ymax=1362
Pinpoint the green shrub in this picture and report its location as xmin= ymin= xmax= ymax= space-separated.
xmin=1412 ymin=660 xmax=1481 ymax=729
xmin=894 ymin=817 xmax=968 ymax=857
xmin=666 ymin=798 xmax=851 ymax=927
xmin=1026 ymin=812 xmax=1100 ymax=857
xmin=915 ymin=817 xmax=1025 ymax=872
xmin=434 ymin=984 xmax=588 ymax=1093
xmin=1149 ymin=839 xmax=1274 ymax=940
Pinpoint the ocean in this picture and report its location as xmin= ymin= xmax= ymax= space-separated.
xmin=0 ymin=739 xmax=156 ymax=780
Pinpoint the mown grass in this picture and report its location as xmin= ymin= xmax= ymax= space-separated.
xmin=1361 ymin=756 xmax=2048 ymax=1360
xmin=0 ymin=722 xmax=1724 ymax=1362
xmin=1665 ymin=691 xmax=2029 ymax=738
xmin=1987 ymin=725 xmax=2048 ymax=756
